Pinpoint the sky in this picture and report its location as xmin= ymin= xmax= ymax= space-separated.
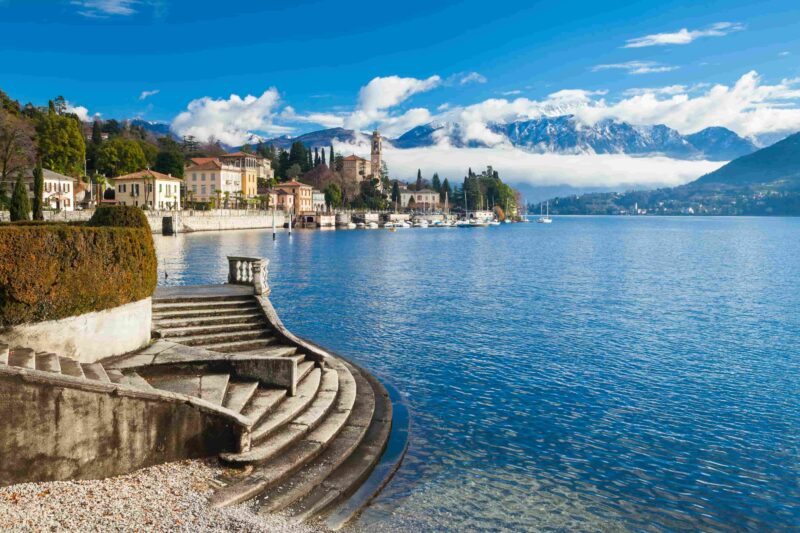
xmin=1 ymin=0 xmax=799 ymax=190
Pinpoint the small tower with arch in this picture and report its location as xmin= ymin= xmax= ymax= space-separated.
xmin=370 ymin=130 xmax=382 ymax=179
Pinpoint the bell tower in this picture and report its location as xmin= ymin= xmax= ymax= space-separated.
xmin=370 ymin=130 xmax=382 ymax=179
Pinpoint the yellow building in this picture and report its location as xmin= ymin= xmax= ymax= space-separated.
xmin=110 ymin=170 xmax=182 ymax=210
xmin=219 ymin=152 xmax=273 ymax=200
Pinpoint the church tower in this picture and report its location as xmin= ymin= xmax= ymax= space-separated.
xmin=370 ymin=130 xmax=382 ymax=179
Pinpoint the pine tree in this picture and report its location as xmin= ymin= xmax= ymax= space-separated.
xmin=415 ymin=169 xmax=423 ymax=191
xmin=32 ymin=162 xmax=44 ymax=219
xmin=9 ymin=175 xmax=30 ymax=221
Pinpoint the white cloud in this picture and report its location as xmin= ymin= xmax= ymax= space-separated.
xmin=426 ymin=71 xmax=800 ymax=146
xmin=500 ymin=90 xmax=523 ymax=96
xmin=459 ymin=72 xmax=488 ymax=85
xmin=71 ymin=0 xmax=139 ymax=17
xmin=624 ymin=22 xmax=745 ymax=48
xmin=281 ymin=106 xmax=345 ymax=129
xmin=138 ymin=89 xmax=159 ymax=100
xmin=345 ymin=75 xmax=441 ymax=130
xmin=65 ymin=102 xmax=99 ymax=121
xmin=378 ymin=144 xmax=722 ymax=188
xmin=779 ymin=51 xmax=790 ymax=57
xmin=171 ymin=89 xmax=290 ymax=145
xmin=592 ymin=61 xmax=678 ymax=75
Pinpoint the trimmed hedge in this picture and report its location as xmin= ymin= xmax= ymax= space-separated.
xmin=88 ymin=206 xmax=151 ymax=229
xmin=0 ymin=209 xmax=156 ymax=327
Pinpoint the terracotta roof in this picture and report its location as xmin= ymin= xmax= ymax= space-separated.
xmin=186 ymin=160 xmax=222 ymax=171
xmin=276 ymin=180 xmax=311 ymax=188
xmin=342 ymin=154 xmax=367 ymax=161
xmin=190 ymin=157 xmax=217 ymax=165
xmin=111 ymin=170 xmax=183 ymax=182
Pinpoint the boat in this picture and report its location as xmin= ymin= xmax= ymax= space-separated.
xmin=413 ymin=220 xmax=429 ymax=228
xmin=356 ymin=222 xmax=366 ymax=229
xmin=367 ymin=221 xmax=379 ymax=229
xmin=489 ymin=220 xmax=501 ymax=226
xmin=383 ymin=221 xmax=396 ymax=228
xmin=537 ymin=201 xmax=553 ymax=224
xmin=347 ymin=222 xmax=357 ymax=229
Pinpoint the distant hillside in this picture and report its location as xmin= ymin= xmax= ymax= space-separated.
xmin=534 ymin=131 xmax=800 ymax=216
xmin=264 ymin=128 xmax=361 ymax=149
xmin=692 ymin=131 xmax=800 ymax=189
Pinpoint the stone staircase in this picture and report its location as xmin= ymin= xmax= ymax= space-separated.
xmin=145 ymin=286 xmax=396 ymax=527
xmin=1 ymin=256 xmax=403 ymax=529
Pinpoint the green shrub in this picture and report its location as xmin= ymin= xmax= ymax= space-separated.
xmin=88 ymin=205 xmax=151 ymax=229
xmin=0 ymin=218 xmax=156 ymax=327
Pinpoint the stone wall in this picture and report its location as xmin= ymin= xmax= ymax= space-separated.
xmin=0 ymin=369 xmax=242 ymax=486
xmin=0 ymin=298 xmax=152 ymax=364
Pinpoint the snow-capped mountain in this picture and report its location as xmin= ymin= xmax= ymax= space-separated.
xmin=389 ymin=116 xmax=757 ymax=161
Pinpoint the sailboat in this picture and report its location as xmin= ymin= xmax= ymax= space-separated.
xmin=537 ymin=201 xmax=553 ymax=224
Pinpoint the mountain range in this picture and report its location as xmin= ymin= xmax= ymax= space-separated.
xmin=136 ymin=116 xmax=760 ymax=161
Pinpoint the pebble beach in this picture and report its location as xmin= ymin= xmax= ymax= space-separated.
xmin=0 ymin=459 xmax=325 ymax=532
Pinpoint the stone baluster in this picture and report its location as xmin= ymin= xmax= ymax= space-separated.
xmin=0 ymin=343 xmax=8 ymax=365
xmin=227 ymin=256 xmax=270 ymax=295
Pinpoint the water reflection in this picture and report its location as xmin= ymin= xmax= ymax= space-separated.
xmin=155 ymin=218 xmax=800 ymax=532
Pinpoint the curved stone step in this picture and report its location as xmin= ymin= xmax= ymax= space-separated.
xmin=205 ymin=338 xmax=279 ymax=354
xmin=153 ymin=307 xmax=261 ymax=321
xmin=154 ymin=314 xmax=266 ymax=330
xmin=8 ymin=348 xmax=35 ymax=369
xmin=164 ymin=330 xmax=274 ymax=348
xmin=225 ymin=367 xmax=326 ymax=455
xmin=241 ymin=388 xmax=288 ymax=424
xmin=152 ymin=294 xmax=254 ymax=305
xmin=145 ymin=373 xmax=230 ymax=406
xmin=59 ymin=357 xmax=84 ymax=378
xmin=153 ymin=301 xmax=259 ymax=313
xmin=223 ymin=381 xmax=260 ymax=414
xmin=121 ymin=371 xmax=154 ymax=389
xmin=35 ymin=353 xmax=61 ymax=373
xmin=254 ymin=361 xmax=371 ymax=514
xmin=210 ymin=364 xmax=355 ymax=509
xmin=155 ymin=322 xmax=271 ymax=338
xmin=81 ymin=362 xmax=111 ymax=382
xmin=286 ymin=365 xmax=393 ymax=525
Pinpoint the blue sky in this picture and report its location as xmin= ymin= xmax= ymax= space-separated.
xmin=2 ymin=0 xmax=799 ymax=187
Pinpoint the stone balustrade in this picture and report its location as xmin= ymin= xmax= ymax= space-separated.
xmin=227 ymin=256 xmax=269 ymax=295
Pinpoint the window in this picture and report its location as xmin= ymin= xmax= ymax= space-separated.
xmin=201 ymin=185 xmax=207 ymax=194
xmin=192 ymin=185 xmax=197 ymax=192
xmin=201 ymin=173 xmax=206 ymax=181
xmin=119 ymin=184 xmax=126 ymax=193
xmin=159 ymin=183 xmax=163 ymax=193
xmin=210 ymin=173 xmax=215 ymax=180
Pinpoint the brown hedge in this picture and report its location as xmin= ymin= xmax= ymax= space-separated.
xmin=88 ymin=205 xmax=151 ymax=229
xmin=0 ymin=221 xmax=157 ymax=327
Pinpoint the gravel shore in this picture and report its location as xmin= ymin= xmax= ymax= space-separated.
xmin=0 ymin=459 xmax=326 ymax=532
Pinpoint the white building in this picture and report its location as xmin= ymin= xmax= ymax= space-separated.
xmin=1 ymin=168 xmax=78 ymax=211
xmin=185 ymin=158 xmax=242 ymax=204
xmin=400 ymin=187 xmax=439 ymax=210
xmin=312 ymin=189 xmax=326 ymax=212
xmin=110 ymin=170 xmax=182 ymax=210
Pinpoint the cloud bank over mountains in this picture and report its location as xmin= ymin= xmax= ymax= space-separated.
xmin=164 ymin=70 xmax=800 ymax=189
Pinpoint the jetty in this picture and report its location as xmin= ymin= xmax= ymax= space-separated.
xmin=0 ymin=255 xmax=407 ymax=529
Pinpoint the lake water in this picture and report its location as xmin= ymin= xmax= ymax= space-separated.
xmin=154 ymin=217 xmax=800 ymax=532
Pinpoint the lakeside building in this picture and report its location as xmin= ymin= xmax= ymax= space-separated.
xmin=400 ymin=187 xmax=439 ymax=209
xmin=275 ymin=180 xmax=313 ymax=213
xmin=110 ymin=170 xmax=182 ymax=210
xmin=185 ymin=158 xmax=242 ymax=204
xmin=218 ymin=151 xmax=274 ymax=199
xmin=312 ymin=189 xmax=326 ymax=212
xmin=340 ymin=131 xmax=382 ymax=184
xmin=0 ymin=168 xmax=78 ymax=212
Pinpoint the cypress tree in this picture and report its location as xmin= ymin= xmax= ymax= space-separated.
xmin=432 ymin=172 xmax=441 ymax=192
xmin=321 ymin=148 xmax=326 ymax=167
xmin=391 ymin=180 xmax=400 ymax=204
xmin=329 ymin=145 xmax=334 ymax=167
xmin=415 ymin=169 xmax=423 ymax=191
xmin=32 ymin=163 xmax=44 ymax=220
xmin=10 ymin=176 xmax=31 ymax=221
xmin=314 ymin=147 xmax=320 ymax=166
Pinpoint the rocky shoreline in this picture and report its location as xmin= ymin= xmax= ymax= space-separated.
xmin=0 ymin=459 xmax=325 ymax=532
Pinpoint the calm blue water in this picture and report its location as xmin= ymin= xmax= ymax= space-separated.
xmin=154 ymin=217 xmax=800 ymax=532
